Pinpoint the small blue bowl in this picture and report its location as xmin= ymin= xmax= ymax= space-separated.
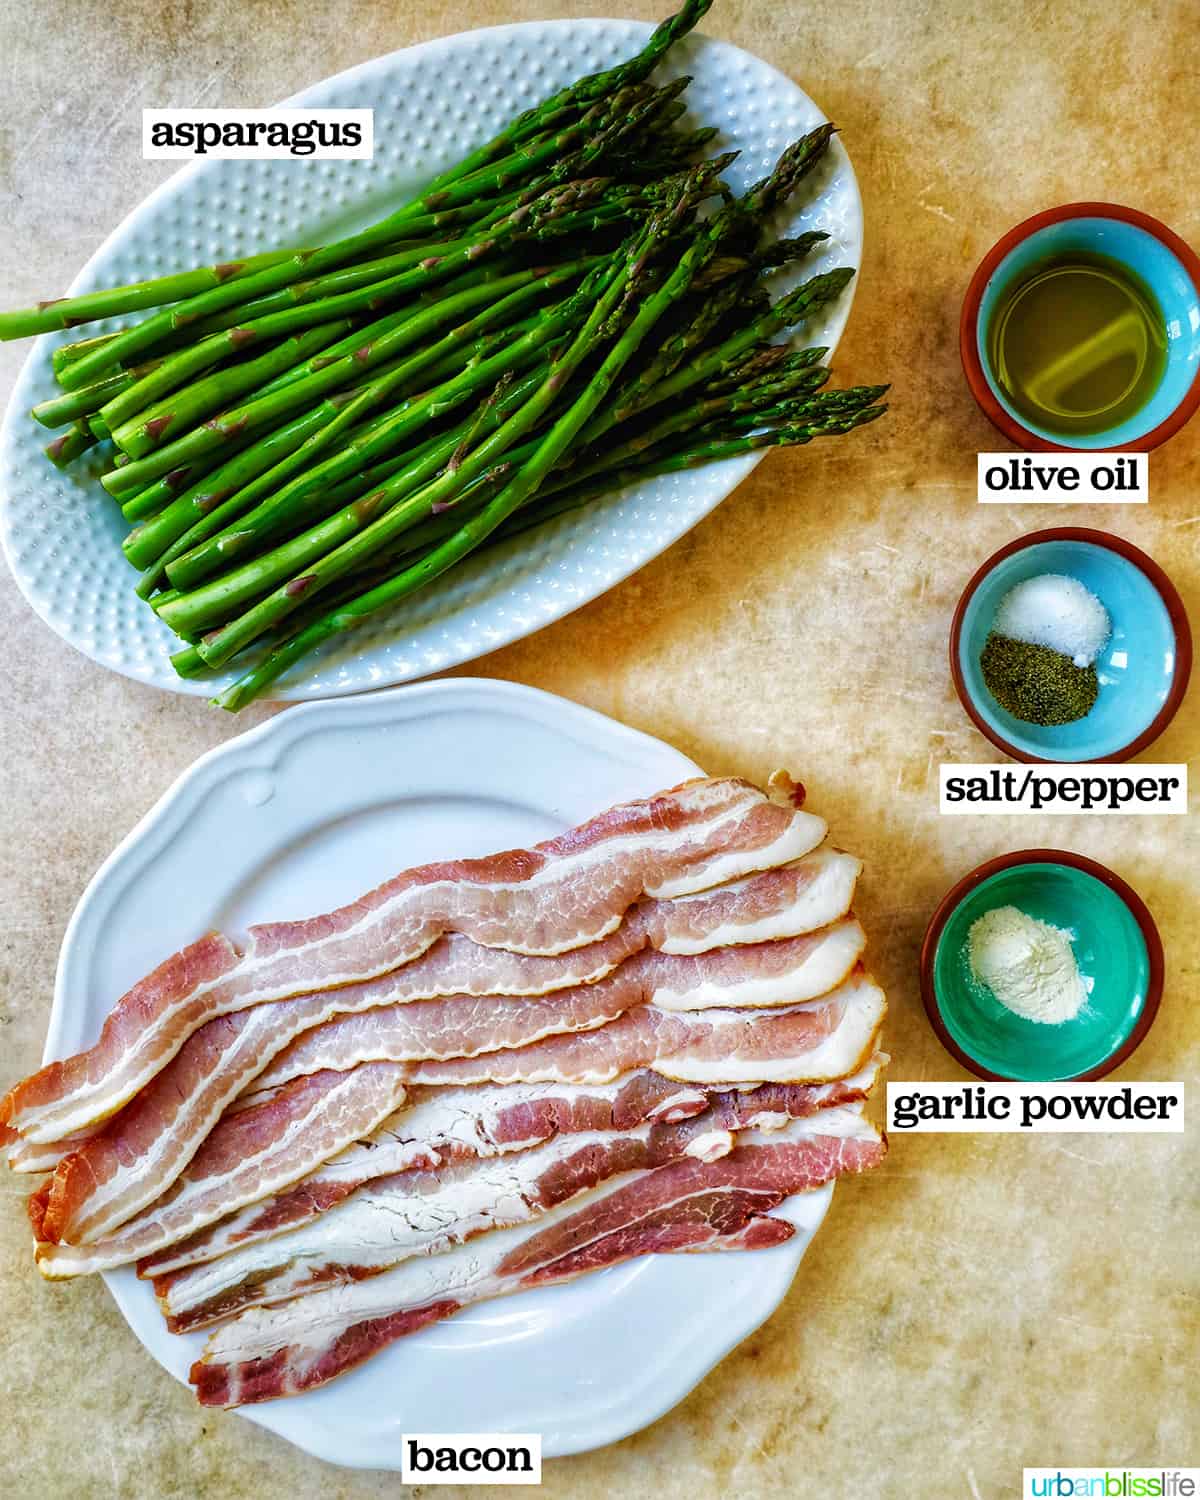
xmin=951 ymin=528 xmax=1191 ymax=762
xmin=961 ymin=202 xmax=1200 ymax=451
xmin=921 ymin=850 xmax=1164 ymax=1082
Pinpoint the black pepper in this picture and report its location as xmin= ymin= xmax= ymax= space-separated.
xmin=979 ymin=632 xmax=1099 ymax=726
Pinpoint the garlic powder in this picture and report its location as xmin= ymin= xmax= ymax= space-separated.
xmin=967 ymin=904 xmax=1088 ymax=1025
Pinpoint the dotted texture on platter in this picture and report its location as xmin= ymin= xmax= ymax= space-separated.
xmin=0 ymin=21 xmax=863 ymax=699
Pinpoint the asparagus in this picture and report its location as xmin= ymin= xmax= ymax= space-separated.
xmin=0 ymin=250 xmax=299 ymax=342
xmin=181 ymin=189 xmax=702 ymax=662
xmin=108 ymin=253 xmax=581 ymax=458
xmin=737 ymin=123 xmax=836 ymax=222
xmin=54 ymin=1 xmax=710 ymax=397
xmin=204 ymin=385 xmax=887 ymax=703
xmin=32 ymin=361 xmax=164 ymax=429
xmin=425 ymin=0 xmax=713 ymax=187
xmin=44 ymin=421 xmax=99 ymax=468
xmin=0 ymin=10 xmax=895 ymax=709
xmin=34 ymin=0 xmax=708 ymax=364
xmin=134 ymin=422 xmax=463 ymax=600
xmin=161 ymin=251 xmax=640 ymax=643
xmin=99 ymin=180 xmax=614 ymax=494
xmin=552 ymin=367 xmax=847 ymax=481
xmin=598 ymin=267 xmax=856 ymax=432
xmin=51 ymin=333 xmax=120 ymax=378
xmin=110 ymin=319 xmax=355 ymax=458
xmin=196 ymin=179 xmax=731 ymax=673
xmin=129 ymin=264 xmax=587 ymax=579
xmin=159 ymin=267 xmax=597 ymax=593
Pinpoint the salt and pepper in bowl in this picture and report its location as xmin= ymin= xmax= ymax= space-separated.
xmin=950 ymin=527 xmax=1191 ymax=763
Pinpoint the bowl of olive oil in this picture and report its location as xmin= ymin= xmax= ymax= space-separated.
xmin=961 ymin=203 xmax=1200 ymax=450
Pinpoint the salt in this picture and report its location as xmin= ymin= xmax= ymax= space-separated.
xmin=993 ymin=573 xmax=1111 ymax=668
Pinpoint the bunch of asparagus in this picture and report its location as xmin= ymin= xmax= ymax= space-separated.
xmin=0 ymin=0 xmax=886 ymax=709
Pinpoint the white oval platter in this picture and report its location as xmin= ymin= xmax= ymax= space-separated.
xmin=48 ymin=679 xmax=834 ymax=1465
xmin=0 ymin=19 xmax=861 ymax=700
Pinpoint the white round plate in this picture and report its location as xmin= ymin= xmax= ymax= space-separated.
xmin=0 ymin=20 xmax=862 ymax=700
xmin=48 ymin=679 xmax=834 ymax=1464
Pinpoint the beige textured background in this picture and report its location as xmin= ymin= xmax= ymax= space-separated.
xmin=1 ymin=1 xmax=1197 ymax=1495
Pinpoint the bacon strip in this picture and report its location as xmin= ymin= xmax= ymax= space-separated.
xmin=9 ymin=852 xmax=860 ymax=1179
xmin=157 ymin=1076 xmax=881 ymax=1332
xmin=191 ymin=1109 xmax=885 ymax=1406
xmin=37 ymin=924 xmax=861 ymax=1247
xmin=139 ymin=1072 xmax=718 ymax=1278
xmin=35 ymin=1067 xmax=408 ymax=1275
xmin=3 ymin=778 xmax=824 ymax=1142
xmin=406 ymin=971 xmax=886 ymax=1089
xmin=251 ymin=921 xmax=865 ymax=1093
xmin=36 ymin=972 xmax=882 ymax=1276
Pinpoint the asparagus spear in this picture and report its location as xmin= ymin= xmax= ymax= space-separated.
xmin=32 ymin=361 xmax=163 ymax=429
xmin=128 ymin=263 xmax=589 ymax=576
xmin=44 ymin=421 xmax=100 ymax=468
xmin=0 ymin=250 xmax=299 ymax=342
xmin=51 ymin=333 xmax=120 ymax=378
xmin=158 ymin=268 xmax=596 ymax=593
xmin=99 ymin=182 xmax=605 ymax=496
xmin=197 ymin=179 xmax=730 ymax=673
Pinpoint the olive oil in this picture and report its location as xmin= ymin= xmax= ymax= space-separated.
xmin=987 ymin=252 xmax=1167 ymax=437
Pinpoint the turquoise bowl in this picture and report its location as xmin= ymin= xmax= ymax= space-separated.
xmin=960 ymin=202 xmax=1200 ymax=451
xmin=951 ymin=528 xmax=1191 ymax=762
xmin=921 ymin=851 xmax=1164 ymax=1082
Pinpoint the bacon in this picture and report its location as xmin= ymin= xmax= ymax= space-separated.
xmin=37 ymin=978 xmax=619 ymax=1247
xmin=407 ymin=971 xmax=886 ymax=1089
xmin=138 ymin=1072 xmax=717 ymax=1278
xmin=38 ymin=967 xmax=882 ymax=1274
xmin=70 ymin=973 xmax=878 ymax=1268
xmin=190 ymin=1109 xmax=885 ymax=1406
xmin=252 ymin=921 xmax=866 ymax=1093
xmin=37 ymin=923 xmax=860 ymax=1247
xmin=2 ymin=778 xmax=824 ymax=1142
xmin=1 ymin=933 xmax=239 ymax=1143
xmin=35 ymin=1066 xmax=408 ymax=1275
xmin=157 ymin=1078 xmax=882 ymax=1332
xmin=143 ymin=1060 xmax=881 ymax=1280
xmin=10 ymin=853 xmax=859 ymax=1181
xmin=6 ymin=1132 xmax=93 ymax=1174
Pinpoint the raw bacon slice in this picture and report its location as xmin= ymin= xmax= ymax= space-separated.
xmin=37 ymin=971 xmax=627 ymax=1246
xmin=139 ymin=1072 xmax=716 ymax=1278
xmin=35 ymin=1066 xmax=408 ymax=1274
xmin=3 ymin=778 xmax=824 ymax=1142
xmin=146 ymin=1061 xmax=882 ymax=1289
xmin=407 ymin=971 xmax=886 ymax=1089
xmin=157 ymin=1078 xmax=882 ymax=1332
xmin=6 ymin=1132 xmax=92 ymax=1174
xmin=7 ymin=851 xmax=861 ymax=1176
xmin=190 ymin=1109 xmax=885 ymax=1407
xmin=37 ymin=924 xmax=861 ymax=1246
xmin=252 ymin=921 xmax=866 ymax=1093
xmin=38 ymin=971 xmax=882 ymax=1275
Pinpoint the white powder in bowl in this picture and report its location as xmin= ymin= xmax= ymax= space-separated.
xmin=993 ymin=573 xmax=1111 ymax=667
xmin=967 ymin=904 xmax=1087 ymax=1025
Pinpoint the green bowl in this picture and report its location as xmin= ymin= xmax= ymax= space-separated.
xmin=920 ymin=851 xmax=1163 ymax=1081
